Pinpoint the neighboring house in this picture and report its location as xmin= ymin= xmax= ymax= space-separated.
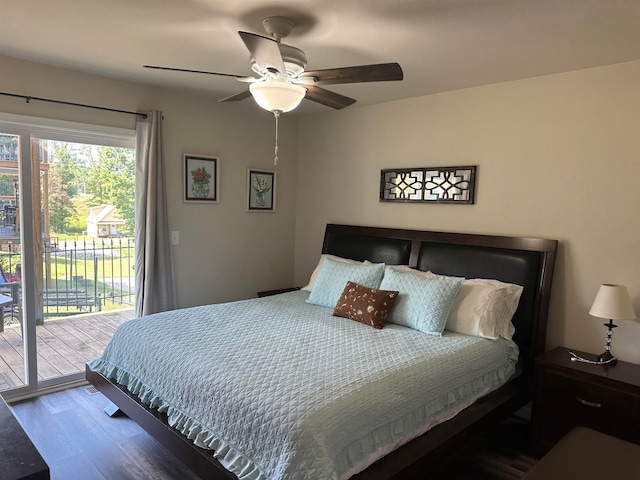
xmin=86 ymin=204 xmax=125 ymax=238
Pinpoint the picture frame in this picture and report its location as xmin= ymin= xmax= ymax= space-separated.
xmin=247 ymin=169 xmax=276 ymax=212
xmin=184 ymin=154 xmax=220 ymax=203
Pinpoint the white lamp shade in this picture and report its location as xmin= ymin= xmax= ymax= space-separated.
xmin=589 ymin=284 xmax=637 ymax=320
xmin=249 ymin=81 xmax=306 ymax=113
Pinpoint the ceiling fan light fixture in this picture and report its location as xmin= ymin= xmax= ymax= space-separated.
xmin=249 ymin=80 xmax=306 ymax=113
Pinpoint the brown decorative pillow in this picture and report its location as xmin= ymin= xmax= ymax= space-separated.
xmin=333 ymin=281 xmax=399 ymax=329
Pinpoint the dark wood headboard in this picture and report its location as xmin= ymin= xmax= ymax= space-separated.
xmin=322 ymin=224 xmax=558 ymax=377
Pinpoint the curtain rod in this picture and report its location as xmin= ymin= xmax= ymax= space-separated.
xmin=0 ymin=91 xmax=148 ymax=119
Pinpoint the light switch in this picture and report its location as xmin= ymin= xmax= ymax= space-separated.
xmin=171 ymin=231 xmax=179 ymax=245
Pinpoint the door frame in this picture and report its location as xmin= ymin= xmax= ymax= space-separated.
xmin=0 ymin=112 xmax=135 ymax=401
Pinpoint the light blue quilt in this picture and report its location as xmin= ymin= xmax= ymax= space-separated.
xmin=89 ymin=291 xmax=518 ymax=480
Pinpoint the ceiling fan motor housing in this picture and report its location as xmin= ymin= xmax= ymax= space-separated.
xmin=250 ymin=43 xmax=306 ymax=77
xmin=279 ymin=44 xmax=307 ymax=77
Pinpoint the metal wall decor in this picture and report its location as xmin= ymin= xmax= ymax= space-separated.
xmin=380 ymin=166 xmax=477 ymax=204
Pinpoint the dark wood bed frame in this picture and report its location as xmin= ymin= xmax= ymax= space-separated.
xmin=86 ymin=223 xmax=557 ymax=480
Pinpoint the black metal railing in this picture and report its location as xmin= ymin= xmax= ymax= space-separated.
xmin=0 ymin=237 xmax=135 ymax=320
xmin=43 ymin=237 xmax=135 ymax=317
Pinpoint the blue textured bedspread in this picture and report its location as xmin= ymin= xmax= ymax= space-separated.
xmin=89 ymin=291 xmax=518 ymax=480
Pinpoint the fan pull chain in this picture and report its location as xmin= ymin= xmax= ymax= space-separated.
xmin=273 ymin=110 xmax=281 ymax=165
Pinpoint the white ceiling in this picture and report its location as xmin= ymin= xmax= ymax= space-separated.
xmin=3 ymin=0 xmax=640 ymax=115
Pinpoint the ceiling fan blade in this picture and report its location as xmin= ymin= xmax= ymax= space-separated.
xmin=143 ymin=65 xmax=250 ymax=79
xmin=238 ymin=31 xmax=287 ymax=75
xmin=304 ymin=85 xmax=357 ymax=110
xmin=299 ymin=62 xmax=403 ymax=85
xmin=219 ymin=90 xmax=252 ymax=103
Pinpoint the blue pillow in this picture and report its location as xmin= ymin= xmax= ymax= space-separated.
xmin=379 ymin=267 xmax=464 ymax=335
xmin=307 ymin=258 xmax=385 ymax=308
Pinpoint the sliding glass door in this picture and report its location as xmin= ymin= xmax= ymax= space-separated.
xmin=0 ymin=132 xmax=26 ymax=390
xmin=0 ymin=113 xmax=135 ymax=399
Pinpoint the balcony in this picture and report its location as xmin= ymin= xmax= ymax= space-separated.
xmin=0 ymin=308 xmax=135 ymax=390
xmin=1 ymin=236 xmax=135 ymax=324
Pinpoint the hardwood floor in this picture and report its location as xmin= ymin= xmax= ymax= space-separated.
xmin=0 ymin=309 xmax=135 ymax=389
xmin=10 ymin=386 xmax=200 ymax=480
xmin=435 ymin=416 xmax=538 ymax=479
xmin=9 ymin=386 xmax=538 ymax=480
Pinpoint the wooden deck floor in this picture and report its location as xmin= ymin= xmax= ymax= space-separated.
xmin=0 ymin=308 xmax=135 ymax=390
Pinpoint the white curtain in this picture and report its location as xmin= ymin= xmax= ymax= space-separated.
xmin=134 ymin=111 xmax=176 ymax=316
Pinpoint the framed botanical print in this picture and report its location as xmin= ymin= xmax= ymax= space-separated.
xmin=184 ymin=154 xmax=219 ymax=203
xmin=247 ymin=169 xmax=276 ymax=212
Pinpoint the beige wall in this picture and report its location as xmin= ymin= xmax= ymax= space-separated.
xmin=294 ymin=61 xmax=640 ymax=363
xmin=3 ymin=54 xmax=640 ymax=363
xmin=0 ymin=55 xmax=297 ymax=307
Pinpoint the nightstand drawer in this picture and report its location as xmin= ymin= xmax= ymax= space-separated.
xmin=533 ymin=347 xmax=640 ymax=455
xmin=540 ymin=372 xmax=639 ymax=444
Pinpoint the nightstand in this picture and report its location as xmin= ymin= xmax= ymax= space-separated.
xmin=531 ymin=346 xmax=640 ymax=455
xmin=257 ymin=287 xmax=300 ymax=298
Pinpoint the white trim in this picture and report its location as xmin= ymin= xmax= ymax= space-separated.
xmin=2 ymin=377 xmax=88 ymax=403
xmin=0 ymin=112 xmax=136 ymax=398
xmin=0 ymin=111 xmax=135 ymax=148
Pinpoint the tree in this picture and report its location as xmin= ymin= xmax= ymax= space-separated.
xmin=48 ymin=166 xmax=77 ymax=233
xmin=41 ymin=141 xmax=135 ymax=236
xmin=49 ymin=142 xmax=87 ymax=197
xmin=86 ymin=147 xmax=135 ymax=235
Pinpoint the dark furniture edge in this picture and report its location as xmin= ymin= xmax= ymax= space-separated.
xmin=322 ymin=224 xmax=558 ymax=254
xmin=0 ymin=395 xmax=50 ymax=480
xmin=86 ymin=360 xmax=529 ymax=480
xmin=85 ymin=365 xmax=235 ymax=479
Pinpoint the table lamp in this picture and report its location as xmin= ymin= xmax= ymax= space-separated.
xmin=588 ymin=284 xmax=636 ymax=364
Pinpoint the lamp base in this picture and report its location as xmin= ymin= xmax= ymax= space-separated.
xmin=596 ymin=350 xmax=617 ymax=365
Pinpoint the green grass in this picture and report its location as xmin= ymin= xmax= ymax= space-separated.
xmin=46 ymin=255 xmax=134 ymax=279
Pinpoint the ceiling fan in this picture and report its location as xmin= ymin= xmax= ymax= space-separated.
xmin=145 ymin=16 xmax=403 ymax=163
xmin=143 ymin=16 xmax=404 ymax=112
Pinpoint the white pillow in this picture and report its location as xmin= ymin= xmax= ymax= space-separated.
xmin=386 ymin=266 xmax=523 ymax=340
xmin=446 ymin=278 xmax=523 ymax=340
xmin=302 ymin=254 xmax=371 ymax=292
xmin=386 ymin=265 xmax=429 ymax=276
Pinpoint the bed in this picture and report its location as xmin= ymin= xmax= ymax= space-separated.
xmin=86 ymin=223 xmax=557 ymax=480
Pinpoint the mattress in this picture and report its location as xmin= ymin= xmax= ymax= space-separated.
xmin=88 ymin=290 xmax=519 ymax=480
